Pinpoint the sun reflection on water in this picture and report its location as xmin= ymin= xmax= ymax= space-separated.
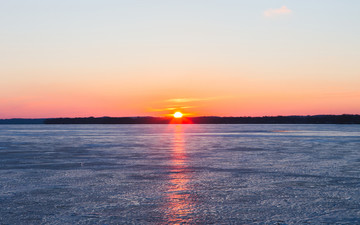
xmin=165 ymin=125 xmax=195 ymax=224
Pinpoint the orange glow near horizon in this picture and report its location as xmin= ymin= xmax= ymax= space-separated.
xmin=0 ymin=66 xmax=360 ymax=119
xmin=1 ymin=68 xmax=360 ymax=118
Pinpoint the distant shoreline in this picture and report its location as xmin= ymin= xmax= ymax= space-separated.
xmin=1 ymin=115 xmax=360 ymax=124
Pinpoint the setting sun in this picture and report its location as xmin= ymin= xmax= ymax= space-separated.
xmin=173 ymin=112 xmax=183 ymax=118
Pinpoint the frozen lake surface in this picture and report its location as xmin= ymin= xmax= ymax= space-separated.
xmin=1 ymin=124 xmax=360 ymax=224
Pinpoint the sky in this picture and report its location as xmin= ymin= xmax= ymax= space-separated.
xmin=1 ymin=0 xmax=360 ymax=118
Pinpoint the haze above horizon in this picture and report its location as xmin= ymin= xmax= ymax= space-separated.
xmin=1 ymin=0 xmax=360 ymax=119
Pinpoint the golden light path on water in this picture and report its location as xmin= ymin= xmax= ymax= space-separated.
xmin=165 ymin=125 xmax=195 ymax=224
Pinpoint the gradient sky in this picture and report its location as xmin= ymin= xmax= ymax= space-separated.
xmin=1 ymin=0 xmax=360 ymax=118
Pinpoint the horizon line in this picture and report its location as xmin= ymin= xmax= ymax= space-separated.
xmin=1 ymin=113 xmax=360 ymax=120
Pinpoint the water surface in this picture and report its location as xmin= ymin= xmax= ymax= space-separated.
xmin=0 ymin=124 xmax=360 ymax=224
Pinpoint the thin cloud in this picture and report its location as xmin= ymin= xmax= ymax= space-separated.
xmin=165 ymin=97 xmax=218 ymax=103
xmin=149 ymin=106 xmax=195 ymax=113
xmin=149 ymin=96 xmax=232 ymax=113
xmin=264 ymin=6 xmax=292 ymax=17
xmin=150 ymin=107 xmax=176 ymax=112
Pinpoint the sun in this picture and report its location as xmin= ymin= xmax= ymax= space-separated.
xmin=173 ymin=112 xmax=183 ymax=118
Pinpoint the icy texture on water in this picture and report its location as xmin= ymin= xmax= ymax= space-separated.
xmin=1 ymin=124 xmax=360 ymax=224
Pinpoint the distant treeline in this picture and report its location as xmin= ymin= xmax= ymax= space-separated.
xmin=1 ymin=115 xmax=359 ymax=124
xmin=42 ymin=115 xmax=360 ymax=124
xmin=0 ymin=119 xmax=45 ymax=124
